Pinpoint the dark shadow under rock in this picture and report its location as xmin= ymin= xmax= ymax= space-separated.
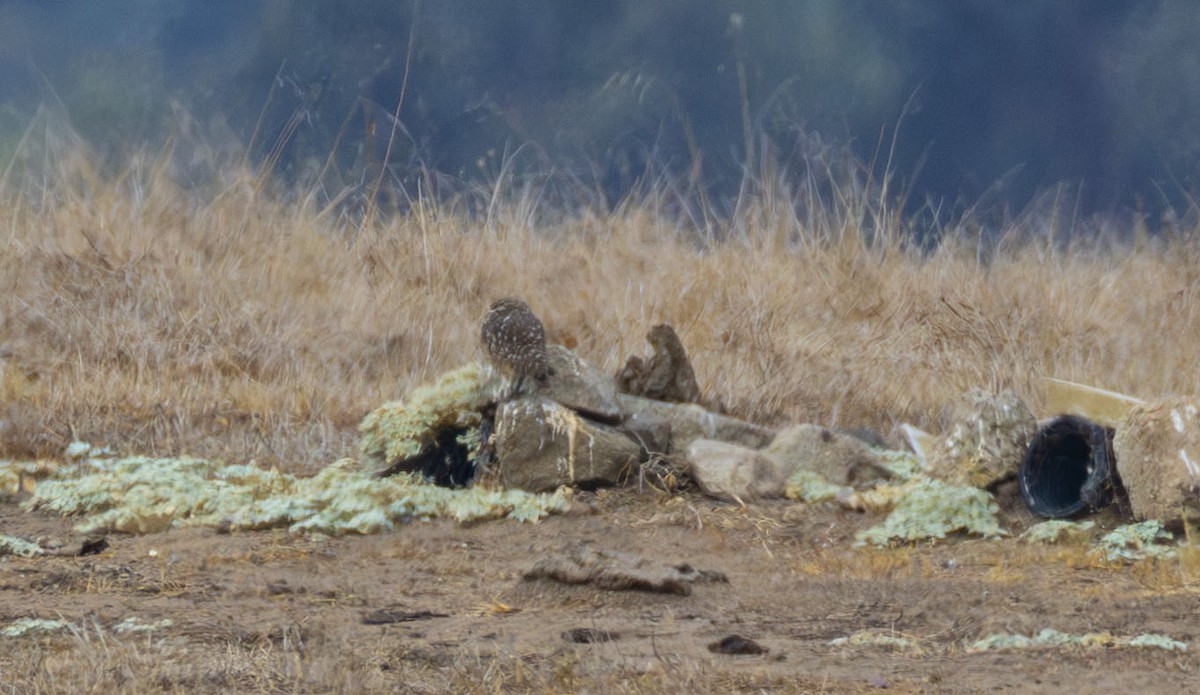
xmin=372 ymin=425 xmax=477 ymax=487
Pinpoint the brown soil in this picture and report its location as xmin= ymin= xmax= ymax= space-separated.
xmin=2 ymin=488 xmax=1197 ymax=694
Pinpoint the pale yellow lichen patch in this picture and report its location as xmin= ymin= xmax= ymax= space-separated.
xmin=24 ymin=446 xmax=571 ymax=535
xmin=1020 ymin=520 xmax=1095 ymax=545
xmin=358 ymin=362 xmax=493 ymax=474
xmin=854 ymin=477 xmax=1005 ymax=546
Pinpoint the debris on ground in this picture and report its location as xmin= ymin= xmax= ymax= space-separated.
xmin=2 ymin=618 xmax=71 ymax=638
xmin=707 ymin=634 xmax=768 ymax=655
xmin=523 ymin=544 xmax=728 ymax=595
xmin=112 ymin=617 xmax=173 ymax=634
xmin=967 ymin=628 xmax=1187 ymax=652
xmin=829 ymin=631 xmax=923 ymax=653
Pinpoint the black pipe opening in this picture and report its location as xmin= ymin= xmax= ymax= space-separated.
xmin=1019 ymin=414 xmax=1116 ymax=518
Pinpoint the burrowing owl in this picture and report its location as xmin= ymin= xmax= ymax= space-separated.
xmin=481 ymin=298 xmax=553 ymax=393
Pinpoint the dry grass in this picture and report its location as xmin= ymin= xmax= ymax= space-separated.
xmin=3 ymin=150 xmax=1199 ymax=473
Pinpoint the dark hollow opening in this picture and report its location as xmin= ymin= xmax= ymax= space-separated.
xmin=1020 ymin=415 xmax=1113 ymax=518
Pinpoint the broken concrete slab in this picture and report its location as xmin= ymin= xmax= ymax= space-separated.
xmin=1043 ymin=377 xmax=1145 ymax=429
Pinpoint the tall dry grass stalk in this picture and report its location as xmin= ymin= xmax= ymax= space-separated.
xmin=2 ymin=145 xmax=1199 ymax=472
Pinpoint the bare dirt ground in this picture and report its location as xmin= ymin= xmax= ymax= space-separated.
xmin=2 ymin=486 xmax=1197 ymax=694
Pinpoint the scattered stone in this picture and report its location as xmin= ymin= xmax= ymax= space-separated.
xmin=493 ymin=398 xmax=641 ymax=492
xmin=563 ymin=628 xmax=619 ymax=644
xmin=764 ymin=424 xmax=892 ymax=486
xmin=927 ymin=389 xmax=1037 ymax=488
xmin=616 ymin=394 xmax=775 ymax=453
xmin=523 ymin=544 xmax=727 ymax=596
xmin=686 ymin=439 xmax=787 ymax=502
xmin=707 ymin=634 xmax=767 ymax=655
xmin=616 ymin=324 xmax=702 ymax=404
xmin=1113 ymin=398 xmax=1200 ymax=524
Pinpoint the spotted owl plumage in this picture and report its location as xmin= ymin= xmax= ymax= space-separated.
xmin=481 ymin=298 xmax=553 ymax=389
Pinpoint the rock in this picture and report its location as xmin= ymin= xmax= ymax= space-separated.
xmin=616 ymin=323 xmax=702 ymax=404
xmin=563 ymin=628 xmax=619 ymax=644
xmin=541 ymin=345 xmax=624 ymax=424
xmin=686 ymin=439 xmax=787 ymax=502
xmin=616 ymin=394 xmax=775 ymax=453
xmin=492 ymin=397 xmax=641 ymax=492
xmin=763 ymin=424 xmax=891 ymax=486
xmin=617 ymin=411 xmax=672 ymax=458
xmin=1113 ymin=398 xmax=1200 ymax=524
xmin=708 ymin=634 xmax=768 ymax=655
xmin=523 ymin=543 xmax=728 ymax=595
xmin=927 ymin=389 xmax=1037 ymax=488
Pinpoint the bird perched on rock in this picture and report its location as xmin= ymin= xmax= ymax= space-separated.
xmin=481 ymin=297 xmax=554 ymax=395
